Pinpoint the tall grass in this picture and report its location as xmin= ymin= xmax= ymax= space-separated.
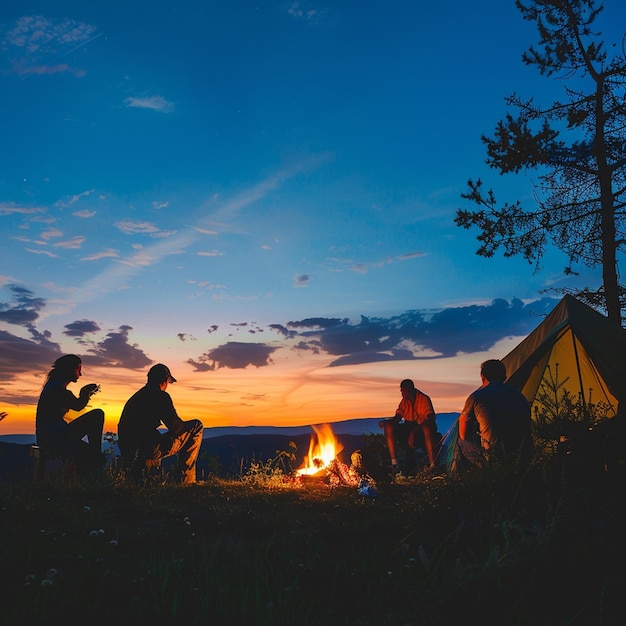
xmin=5 ymin=373 xmax=624 ymax=624
xmin=1 ymin=441 xmax=624 ymax=626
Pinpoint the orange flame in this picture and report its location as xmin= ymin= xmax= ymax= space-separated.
xmin=296 ymin=423 xmax=343 ymax=476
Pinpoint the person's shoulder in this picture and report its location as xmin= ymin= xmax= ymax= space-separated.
xmin=45 ymin=379 xmax=65 ymax=389
xmin=503 ymin=382 xmax=524 ymax=394
xmin=124 ymin=385 xmax=150 ymax=401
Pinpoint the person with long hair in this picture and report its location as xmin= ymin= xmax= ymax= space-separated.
xmin=35 ymin=354 xmax=105 ymax=473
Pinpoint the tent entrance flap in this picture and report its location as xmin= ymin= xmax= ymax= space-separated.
xmin=533 ymin=329 xmax=618 ymax=413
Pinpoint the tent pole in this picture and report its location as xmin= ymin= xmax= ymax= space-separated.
xmin=571 ymin=331 xmax=588 ymax=418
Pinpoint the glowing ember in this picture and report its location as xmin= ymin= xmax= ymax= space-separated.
xmin=296 ymin=423 xmax=343 ymax=476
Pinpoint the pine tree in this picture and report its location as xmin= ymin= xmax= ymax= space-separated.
xmin=455 ymin=0 xmax=626 ymax=323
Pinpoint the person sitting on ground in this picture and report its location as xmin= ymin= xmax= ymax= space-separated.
xmin=379 ymin=378 xmax=441 ymax=476
xmin=457 ymin=359 xmax=534 ymax=468
xmin=117 ymin=363 xmax=204 ymax=484
xmin=35 ymin=354 xmax=105 ymax=473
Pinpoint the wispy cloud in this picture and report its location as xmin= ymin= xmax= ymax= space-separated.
xmin=197 ymin=153 xmax=333 ymax=230
xmin=334 ymin=251 xmax=429 ymax=275
xmin=4 ymin=15 xmax=97 ymax=53
xmin=54 ymin=236 xmax=85 ymax=249
xmin=2 ymin=15 xmax=98 ymax=76
xmin=195 ymin=227 xmax=218 ymax=235
xmin=25 ymin=248 xmax=58 ymax=258
xmin=55 ymin=160 xmax=328 ymax=307
xmin=10 ymin=63 xmax=86 ymax=77
xmin=41 ymin=282 xmax=76 ymax=293
xmin=81 ymin=249 xmax=119 ymax=261
xmin=59 ymin=190 xmax=95 ymax=207
xmin=40 ymin=227 xmax=62 ymax=241
xmin=114 ymin=220 xmax=162 ymax=235
xmin=0 ymin=203 xmax=45 ymax=216
xmin=124 ymin=95 xmax=175 ymax=113
xmin=399 ymin=251 xmax=428 ymax=260
xmin=286 ymin=2 xmax=328 ymax=24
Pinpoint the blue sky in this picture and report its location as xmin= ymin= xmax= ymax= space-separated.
xmin=0 ymin=1 xmax=621 ymax=435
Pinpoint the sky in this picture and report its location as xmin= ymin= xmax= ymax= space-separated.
xmin=1 ymin=1 xmax=622 ymax=437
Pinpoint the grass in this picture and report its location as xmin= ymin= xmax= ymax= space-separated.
xmin=1 ymin=450 xmax=625 ymax=626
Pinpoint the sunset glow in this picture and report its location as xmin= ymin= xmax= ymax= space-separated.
xmin=0 ymin=338 xmax=520 ymax=437
xmin=1 ymin=2 xmax=615 ymax=438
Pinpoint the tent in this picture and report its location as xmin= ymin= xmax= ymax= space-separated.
xmin=501 ymin=294 xmax=626 ymax=416
xmin=435 ymin=295 xmax=626 ymax=470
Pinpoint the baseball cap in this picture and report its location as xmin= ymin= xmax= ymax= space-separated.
xmin=147 ymin=363 xmax=177 ymax=384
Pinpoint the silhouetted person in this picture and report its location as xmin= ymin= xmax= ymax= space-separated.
xmin=117 ymin=364 xmax=204 ymax=484
xmin=35 ymin=354 xmax=105 ymax=473
xmin=458 ymin=359 xmax=533 ymax=466
xmin=379 ymin=379 xmax=441 ymax=476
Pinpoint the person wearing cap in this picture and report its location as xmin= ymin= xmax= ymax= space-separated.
xmin=117 ymin=363 xmax=204 ymax=484
xmin=379 ymin=379 xmax=441 ymax=478
xmin=35 ymin=354 xmax=105 ymax=473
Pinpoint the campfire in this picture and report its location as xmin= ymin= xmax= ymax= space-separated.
xmin=293 ymin=423 xmax=377 ymax=496
xmin=296 ymin=423 xmax=344 ymax=477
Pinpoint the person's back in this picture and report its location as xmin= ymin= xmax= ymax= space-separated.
xmin=117 ymin=364 xmax=204 ymax=484
xmin=470 ymin=380 xmax=533 ymax=459
xmin=118 ymin=384 xmax=170 ymax=459
xmin=459 ymin=359 xmax=533 ymax=464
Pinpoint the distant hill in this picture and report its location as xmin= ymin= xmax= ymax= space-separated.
xmin=203 ymin=413 xmax=458 ymax=437
xmin=0 ymin=414 xmax=459 ymax=481
xmin=0 ymin=433 xmax=369 ymax=482
xmin=0 ymin=434 xmax=37 ymax=445
xmin=0 ymin=413 xmax=459 ymax=445
xmin=190 ymin=413 xmax=459 ymax=478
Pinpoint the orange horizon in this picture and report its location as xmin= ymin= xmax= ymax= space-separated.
xmin=1 ymin=341 xmax=517 ymax=437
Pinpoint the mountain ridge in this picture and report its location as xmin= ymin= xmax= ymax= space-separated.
xmin=0 ymin=414 xmax=460 ymax=481
xmin=0 ymin=413 xmax=460 ymax=445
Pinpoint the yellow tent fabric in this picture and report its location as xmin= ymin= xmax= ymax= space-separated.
xmin=501 ymin=295 xmax=626 ymax=417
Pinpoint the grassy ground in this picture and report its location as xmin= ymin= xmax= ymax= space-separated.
xmin=1 ymin=457 xmax=625 ymax=626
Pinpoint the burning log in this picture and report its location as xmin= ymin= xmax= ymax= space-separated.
xmin=294 ymin=424 xmax=377 ymax=495
xmin=296 ymin=424 xmax=344 ymax=477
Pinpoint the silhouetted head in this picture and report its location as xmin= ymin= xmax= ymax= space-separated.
xmin=47 ymin=354 xmax=82 ymax=384
xmin=400 ymin=378 xmax=416 ymax=399
xmin=147 ymin=363 xmax=177 ymax=384
xmin=400 ymin=379 xmax=415 ymax=391
xmin=480 ymin=359 xmax=506 ymax=383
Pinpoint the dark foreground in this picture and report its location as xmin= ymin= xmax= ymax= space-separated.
xmin=1 ymin=459 xmax=625 ymax=626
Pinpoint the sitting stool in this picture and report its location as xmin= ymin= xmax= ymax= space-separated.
xmin=30 ymin=445 xmax=77 ymax=483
